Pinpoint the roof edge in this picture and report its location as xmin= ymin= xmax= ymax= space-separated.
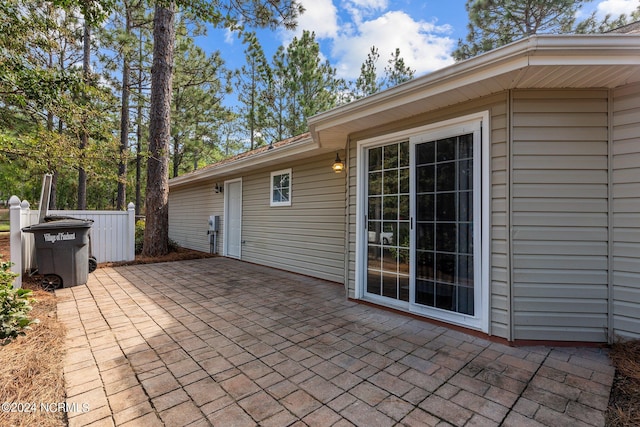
xmin=169 ymin=134 xmax=317 ymax=188
xmin=308 ymin=34 xmax=640 ymax=144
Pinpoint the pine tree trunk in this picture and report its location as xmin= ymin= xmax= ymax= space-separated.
xmin=117 ymin=8 xmax=132 ymax=211
xmin=142 ymin=1 xmax=175 ymax=257
xmin=77 ymin=21 xmax=90 ymax=210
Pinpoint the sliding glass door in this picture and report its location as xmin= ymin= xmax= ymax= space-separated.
xmin=361 ymin=118 xmax=483 ymax=327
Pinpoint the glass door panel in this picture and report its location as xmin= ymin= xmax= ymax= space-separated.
xmin=414 ymin=134 xmax=474 ymax=315
xmin=366 ymin=141 xmax=410 ymax=303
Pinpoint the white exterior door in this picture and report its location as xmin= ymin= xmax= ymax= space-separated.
xmin=224 ymin=179 xmax=242 ymax=258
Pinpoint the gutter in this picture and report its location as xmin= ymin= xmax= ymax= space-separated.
xmin=308 ymin=34 xmax=640 ymax=144
xmin=169 ymin=135 xmax=318 ymax=188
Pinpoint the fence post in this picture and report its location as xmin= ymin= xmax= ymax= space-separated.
xmin=127 ymin=202 xmax=135 ymax=260
xmin=8 ymin=196 xmax=22 ymax=288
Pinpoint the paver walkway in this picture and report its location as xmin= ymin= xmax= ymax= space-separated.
xmin=56 ymin=257 xmax=615 ymax=427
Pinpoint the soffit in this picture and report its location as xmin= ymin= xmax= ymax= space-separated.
xmin=309 ymin=35 xmax=640 ymax=149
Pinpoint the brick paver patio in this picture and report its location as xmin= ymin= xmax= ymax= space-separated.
xmin=56 ymin=257 xmax=615 ymax=426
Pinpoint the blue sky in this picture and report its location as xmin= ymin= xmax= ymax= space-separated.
xmin=199 ymin=0 xmax=639 ymax=82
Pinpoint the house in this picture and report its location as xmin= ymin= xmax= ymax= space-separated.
xmin=169 ymin=33 xmax=640 ymax=344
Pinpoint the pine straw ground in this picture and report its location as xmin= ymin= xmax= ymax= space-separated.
xmin=0 ymin=231 xmax=213 ymax=426
xmin=0 ymin=231 xmax=638 ymax=426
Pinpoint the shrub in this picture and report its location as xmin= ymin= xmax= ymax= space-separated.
xmin=135 ymin=219 xmax=145 ymax=254
xmin=0 ymin=260 xmax=38 ymax=345
xmin=134 ymin=220 xmax=181 ymax=254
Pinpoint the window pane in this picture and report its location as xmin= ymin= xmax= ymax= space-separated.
xmin=436 ymin=192 xmax=456 ymax=222
xmin=280 ymin=187 xmax=289 ymax=202
xmin=435 ymin=282 xmax=455 ymax=311
xmin=382 ymin=222 xmax=396 ymax=246
xmin=382 ymin=247 xmax=396 ymax=272
xmin=436 ymin=163 xmax=455 ymax=191
xmin=459 ymin=160 xmax=473 ymax=190
xmin=369 ymin=172 xmax=382 ymax=195
xmin=458 ymin=134 xmax=473 ymax=159
xmin=435 ymin=253 xmax=455 ymax=282
xmin=417 ymin=251 xmax=434 ymax=279
xmin=416 ymin=223 xmax=434 ymax=251
xmin=399 ymin=275 xmax=409 ymax=302
xmin=399 ymin=141 xmax=410 ymax=167
xmin=457 ymin=255 xmax=474 ymax=287
xmin=368 ymin=221 xmax=382 ymax=244
xmin=369 ymin=147 xmax=382 ymax=171
xmin=382 ymin=273 xmax=397 ymax=298
xmin=399 ymin=195 xmax=410 ymax=220
xmin=399 ymin=168 xmax=409 ymax=193
xmin=458 ymin=191 xmax=472 ymax=222
xmin=435 ymin=223 xmax=456 ymax=253
xmin=368 ymin=244 xmax=381 ymax=269
xmin=383 ymin=169 xmax=398 ymax=195
xmin=437 ymin=138 xmax=456 ymax=162
xmin=416 ymin=280 xmax=434 ymax=306
xmin=458 ymin=223 xmax=473 ymax=254
xmin=416 ymin=141 xmax=434 ymax=165
xmin=368 ymin=197 xmax=382 ymax=220
xmin=383 ymin=196 xmax=398 ymax=220
xmin=384 ymin=144 xmax=398 ymax=169
xmin=416 ymin=165 xmax=434 ymax=193
xmin=367 ymin=269 xmax=381 ymax=294
xmin=417 ymin=194 xmax=434 ymax=221
xmin=458 ymin=285 xmax=474 ymax=315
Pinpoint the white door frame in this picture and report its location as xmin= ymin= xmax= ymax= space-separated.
xmin=224 ymin=178 xmax=242 ymax=258
xmin=354 ymin=111 xmax=490 ymax=333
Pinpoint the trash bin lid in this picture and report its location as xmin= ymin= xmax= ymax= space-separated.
xmin=22 ymin=218 xmax=93 ymax=232
xmin=44 ymin=215 xmax=94 ymax=223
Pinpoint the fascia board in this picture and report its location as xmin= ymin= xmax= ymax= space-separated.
xmin=309 ymin=35 xmax=640 ymax=145
xmin=169 ymin=137 xmax=318 ymax=188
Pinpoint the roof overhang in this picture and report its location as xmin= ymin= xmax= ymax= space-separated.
xmin=169 ymin=134 xmax=323 ymax=188
xmin=308 ymin=34 xmax=640 ymax=149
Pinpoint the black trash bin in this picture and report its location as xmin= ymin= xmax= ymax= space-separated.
xmin=23 ymin=218 xmax=94 ymax=290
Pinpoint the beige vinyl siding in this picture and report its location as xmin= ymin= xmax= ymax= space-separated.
xmin=511 ymin=89 xmax=609 ymax=342
xmin=489 ymin=99 xmax=510 ymax=339
xmin=168 ymin=181 xmax=224 ymax=253
xmin=612 ymin=83 xmax=640 ymax=339
xmin=345 ymin=94 xmax=510 ymax=339
xmin=241 ymin=153 xmax=346 ymax=283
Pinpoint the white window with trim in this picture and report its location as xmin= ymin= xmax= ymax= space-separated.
xmin=270 ymin=168 xmax=292 ymax=207
xmin=356 ymin=112 xmax=490 ymax=332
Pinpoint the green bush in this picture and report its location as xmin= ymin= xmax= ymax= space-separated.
xmin=134 ymin=219 xmax=180 ymax=255
xmin=135 ymin=219 xmax=145 ymax=254
xmin=0 ymin=260 xmax=38 ymax=345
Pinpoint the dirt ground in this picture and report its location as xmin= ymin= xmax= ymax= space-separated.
xmin=0 ymin=232 xmax=638 ymax=426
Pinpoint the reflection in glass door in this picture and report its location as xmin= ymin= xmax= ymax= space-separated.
xmin=366 ymin=141 xmax=411 ymax=302
xmin=414 ymin=134 xmax=474 ymax=315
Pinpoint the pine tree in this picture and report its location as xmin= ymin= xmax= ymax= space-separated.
xmin=453 ymin=0 xmax=586 ymax=61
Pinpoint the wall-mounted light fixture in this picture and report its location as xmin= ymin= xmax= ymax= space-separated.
xmin=332 ymin=153 xmax=345 ymax=173
xmin=214 ymin=183 xmax=224 ymax=193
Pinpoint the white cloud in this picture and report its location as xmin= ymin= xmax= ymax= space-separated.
xmin=278 ymin=1 xmax=456 ymax=80
xmin=224 ymin=28 xmax=235 ymax=45
xmin=596 ymin=0 xmax=639 ymax=17
xmin=331 ymin=10 xmax=455 ymax=79
xmin=342 ymin=0 xmax=389 ymax=24
xmin=287 ymin=0 xmax=340 ymax=41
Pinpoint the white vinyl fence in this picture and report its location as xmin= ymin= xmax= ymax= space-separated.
xmin=9 ymin=195 xmax=135 ymax=288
